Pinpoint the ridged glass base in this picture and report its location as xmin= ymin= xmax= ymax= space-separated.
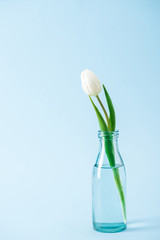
xmin=93 ymin=222 xmax=126 ymax=233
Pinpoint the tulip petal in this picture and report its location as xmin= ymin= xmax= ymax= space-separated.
xmin=89 ymin=96 xmax=108 ymax=131
xmin=81 ymin=69 xmax=102 ymax=96
xmin=103 ymin=85 xmax=116 ymax=131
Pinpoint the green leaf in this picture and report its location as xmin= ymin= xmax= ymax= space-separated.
xmin=102 ymin=84 xmax=116 ymax=131
xmin=89 ymin=96 xmax=115 ymax=166
xmin=89 ymin=96 xmax=108 ymax=132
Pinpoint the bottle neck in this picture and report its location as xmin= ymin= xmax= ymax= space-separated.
xmin=98 ymin=136 xmax=119 ymax=160
xmin=99 ymin=137 xmax=119 ymax=151
xmin=96 ymin=130 xmax=122 ymax=167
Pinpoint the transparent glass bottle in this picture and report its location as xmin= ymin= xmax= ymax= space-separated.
xmin=92 ymin=130 xmax=126 ymax=233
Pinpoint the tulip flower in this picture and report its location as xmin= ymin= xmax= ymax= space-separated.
xmin=81 ymin=69 xmax=126 ymax=222
xmin=81 ymin=69 xmax=113 ymax=130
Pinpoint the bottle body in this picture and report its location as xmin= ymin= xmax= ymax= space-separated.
xmin=92 ymin=131 xmax=126 ymax=233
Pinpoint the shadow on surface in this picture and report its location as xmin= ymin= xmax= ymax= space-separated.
xmin=126 ymin=216 xmax=160 ymax=232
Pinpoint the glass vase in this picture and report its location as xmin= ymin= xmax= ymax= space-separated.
xmin=92 ymin=130 xmax=126 ymax=233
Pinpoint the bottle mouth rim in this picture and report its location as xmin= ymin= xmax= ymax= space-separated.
xmin=98 ymin=130 xmax=119 ymax=139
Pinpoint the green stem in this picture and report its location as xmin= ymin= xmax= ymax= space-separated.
xmin=104 ymin=138 xmax=126 ymax=222
xmin=96 ymin=96 xmax=111 ymax=130
xmin=113 ymin=168 xmax=126 ymax=222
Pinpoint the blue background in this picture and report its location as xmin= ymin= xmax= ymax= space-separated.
xmin=0 ymin=0 xmax=160 ymax=239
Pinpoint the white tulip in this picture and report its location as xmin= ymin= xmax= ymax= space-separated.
xmin=81 ymin=69 xmax=102 ymax=96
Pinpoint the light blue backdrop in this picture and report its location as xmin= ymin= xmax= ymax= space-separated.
xmin=0 ymin=0 xmax=160 ymax=239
